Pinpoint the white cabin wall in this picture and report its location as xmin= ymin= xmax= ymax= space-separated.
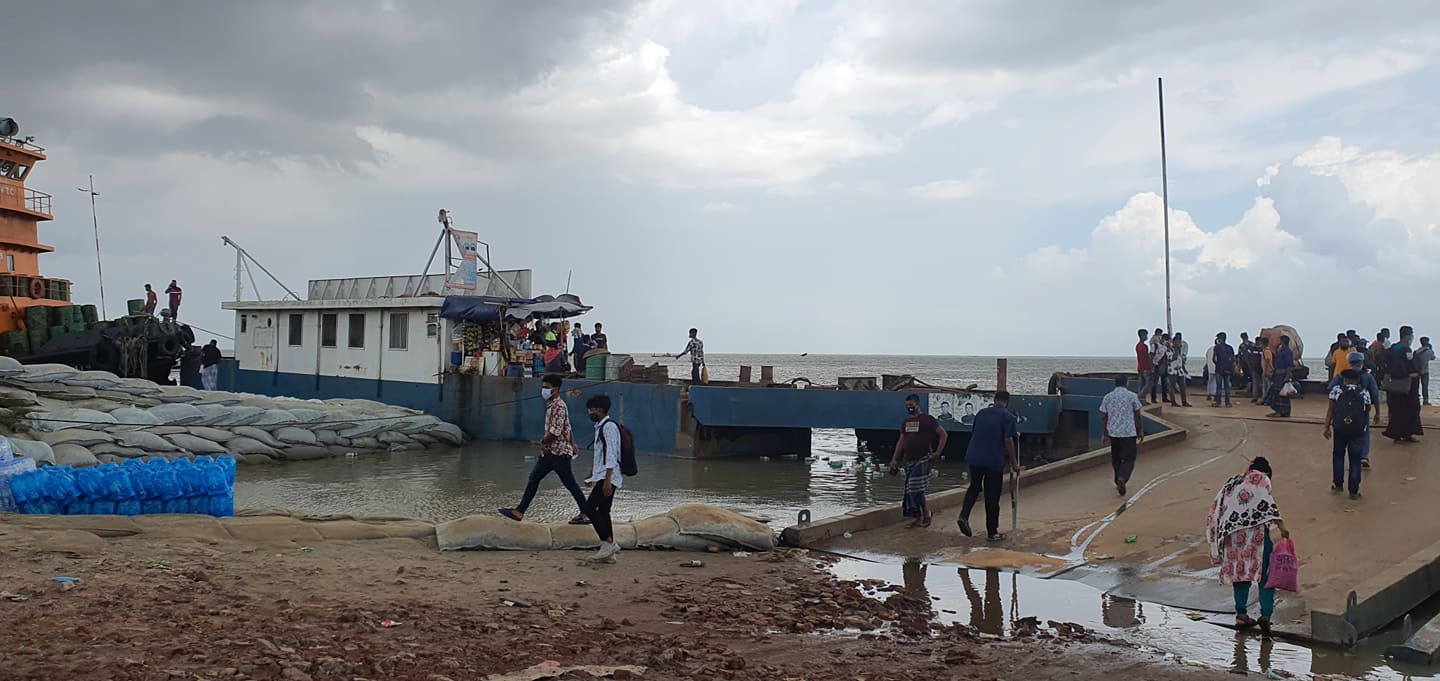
xmin=231 ymin=304 xmax=442 ymax=384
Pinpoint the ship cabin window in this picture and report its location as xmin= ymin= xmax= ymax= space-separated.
xmin=426 ymin=313 xmax=440 ymax=338
xmin=4 ymin=255 xmax=12 ymax=272
xmin=389 ymin=313 xmax=409 ymax=350
xmin=347 ymin=313 xmax=365 ymax=349
xmin=321 ymin=314 xmax=337 ymax=347
xmin=240 ymin=316 xmax=248 ymax=334
xmin=287 ymin=313 xmax=304 ymax=346
xmin=4 ymin=163 xmax=27 ymax=180
xmin=0 ymin=161 xmax=12 ymax=177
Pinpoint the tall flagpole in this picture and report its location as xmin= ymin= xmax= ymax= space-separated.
xmin=1157 ymin=77 xmax=1173 ymax=336
xmin=77 ymin=175 xmax=108 ymax=319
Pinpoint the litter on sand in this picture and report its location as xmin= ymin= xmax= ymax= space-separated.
xmin=1124 ymin=535 xmax=1138 ymax=544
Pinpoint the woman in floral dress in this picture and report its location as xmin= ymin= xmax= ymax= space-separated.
xmin=1206 ymin=456 xmax=1292 ymax=635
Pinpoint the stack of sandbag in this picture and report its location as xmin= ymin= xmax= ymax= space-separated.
xmin=0 ymin=359 xmax=466 ymax=466
xmin=435 ymin=504 xmax=777 ymax=553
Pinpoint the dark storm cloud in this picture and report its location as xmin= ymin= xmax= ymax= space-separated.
xmin=5 ymin=0 xmax=639 ymax=161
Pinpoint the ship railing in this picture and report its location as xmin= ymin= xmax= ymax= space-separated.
xmin=1 ymin=136 xmax=46 ymax=153
xmin=25 ymin=188 xmax=51 ymax=216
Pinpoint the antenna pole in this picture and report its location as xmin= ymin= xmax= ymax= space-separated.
xmin=78 ymin=176 xmax=107 ymax=318
xmin=1158 ymin=77 xmax=1173 ymax=336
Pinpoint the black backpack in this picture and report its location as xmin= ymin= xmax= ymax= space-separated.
xmin=1332 ymin=385 xmax=1368 ymax=438
xmin=598 ymin=420 xmax=639 ymax=477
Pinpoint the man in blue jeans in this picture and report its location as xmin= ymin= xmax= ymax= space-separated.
xmin=958 ymin=391 xmax=1020 ymax=542
xmin=1328 ymin=352 xmax=1381 ymax=470
xmin=498 ymin=374 xmax=590 ymax=524
xmin=1324 ymin=369 xmax=1373 ymax=500
xmin=1211 ymin=332 xmax=1236 ymax=408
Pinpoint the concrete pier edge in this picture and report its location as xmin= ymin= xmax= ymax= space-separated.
xmin=1311 ymin=537 xmax=1440 ymax=647
xmin=779 ymin=406 xmax=1188 ymax=547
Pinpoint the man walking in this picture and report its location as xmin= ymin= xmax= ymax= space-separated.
xmin=889 ymin=394 xmax=947 ymax=528
xmin=200 ymin=340 xmax=222 ymax=391
xmin=1135 ymin=329 xmax=1155 ymax=405
xmin=675 ymin=328 xmax=705 ymax=385
xmin=1213 ymin=333 xmax=1236 ymax=408
xmin=584 ymin=394 xmax=623 ymax=563
xmin=1328 ymin=334 xmax=1354 ymax=382
xmin=498 ymin=375 xmax=591 ymax=526
xmin=1329 ymin=352 xmax=1381 ymax=470
xmin=958 ymin=391 xmax=1019 ymax=542
xmin=1324 ymin=369 xmax=1373 ymax=500
xmin=1416 ymin=336 xmax=1434 ymax=406
xmin=164 ymin=280 xmax=183 ymax=320
xmin=142 ymin=284 xmax=158 ymax=316
xmin=1100 ymin=376 xmax=1144 ymax=496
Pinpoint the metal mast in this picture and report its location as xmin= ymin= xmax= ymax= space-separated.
xmin=1157 ymin=77 xmax=1173 ymax=336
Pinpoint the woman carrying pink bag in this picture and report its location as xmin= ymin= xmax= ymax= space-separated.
xmin=1206 ymin=456 xmax=1293 ymax=637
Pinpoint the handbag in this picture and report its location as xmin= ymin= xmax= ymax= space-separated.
xmin=1383 ymin=375 xmax=1412 ymax=393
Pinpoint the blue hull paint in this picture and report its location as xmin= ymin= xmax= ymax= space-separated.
xmin=221 ymin=362 xmax=1158 ymax=458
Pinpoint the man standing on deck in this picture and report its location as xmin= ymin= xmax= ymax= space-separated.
xmin=142 ymin=284 xmax=158 ymax=316
xmin=1254 ymin=337 xmax=1274 ymax=404
xmin=958 ymin=391 xmax=1019 ymax=542
xmin=571 ymin=323 xmax=589 ymax=375
xmin=1238 ymin=333 xmax=1259 ymax=398
xmin=675 ymin=328 xmax=705 ymax=385
xmin=1416 ymin=337 xmax=1434 ymax=406
xmin=200 ymin=340 xmax=222 ymax=391
xmin=165 ymin=280 xmax=183 ymax=320
xmin=1213 ymin=333 xmax=1236 ymax=408
xmin=590 ymin=323 xmax=608 ymax=351
xmin=1135 ymin=329 xmax=1155 ymax=405
xmin=889 ymin=394 xmax=947 ymax=528
xmin=1100 ymin=376 xmax=1145 ymax=496
xmin=497 ymin=374 xmax=591 ymax=526
xmin=1149 ymin=328 xmax=1168 ymax=404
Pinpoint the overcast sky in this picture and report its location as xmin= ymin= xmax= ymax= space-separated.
xmin=8 ymin=1 xmax=1440 ymax=357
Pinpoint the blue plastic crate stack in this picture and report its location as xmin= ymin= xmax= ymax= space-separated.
xmin=7 ymin=455 xmax=236 ymax=517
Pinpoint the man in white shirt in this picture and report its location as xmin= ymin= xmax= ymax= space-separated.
xmin=585 ymin=394 xmax=624 ymax=563
xmin=1099 ymin=376 xmax=1145 ymax=496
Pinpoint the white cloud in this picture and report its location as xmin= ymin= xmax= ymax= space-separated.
xmin=908 ymin=169 xmax=992 ymax=200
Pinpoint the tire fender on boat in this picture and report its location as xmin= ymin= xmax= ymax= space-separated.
xmin=29 ymin=279 xmax=45 ymax=298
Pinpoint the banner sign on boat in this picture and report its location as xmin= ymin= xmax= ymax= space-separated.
xmin=446 ymin=230 xmax=479 ymax=290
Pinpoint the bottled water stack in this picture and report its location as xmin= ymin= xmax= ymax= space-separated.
xmin=7 ymin=455 xmax=236 ymax=517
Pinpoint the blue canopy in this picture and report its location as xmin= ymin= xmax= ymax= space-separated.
xmin=440 ymin=296 xmax=531 ymax=322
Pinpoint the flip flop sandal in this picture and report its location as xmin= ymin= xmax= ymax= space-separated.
xmin=569 ymin=515 xmax=592 ymax=525
xmin=905 ymin=519 xmax=921 ymax=529
xmin=920 ymin=516 xmax=933 ymax=528
xmin=497 ymin=508 xmax=523 ymax=522
xmin=1234 ymin=615 xmax=1259 ymax=629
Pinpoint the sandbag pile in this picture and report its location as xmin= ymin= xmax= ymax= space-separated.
xmin=435 ymin=504 xmax=776 ymax=552
xmin=0 ymin=358 xmax=466 ymax=466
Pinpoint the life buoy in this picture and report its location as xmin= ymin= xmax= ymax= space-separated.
xmin=28 ymin=279 xmax=44 ymax=298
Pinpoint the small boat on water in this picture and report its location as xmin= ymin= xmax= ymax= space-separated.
xmin=0 ymin=122 xmax=193 ymax=382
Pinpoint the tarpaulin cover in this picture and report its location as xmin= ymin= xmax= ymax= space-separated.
xmin=504 ymin=293 xmax=592 ymax=320
xmin=441 ymin=297 xmax=525 ymax=322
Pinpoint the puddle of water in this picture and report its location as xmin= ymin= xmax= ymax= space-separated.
xmin=828 ymin=553 xmax=1437 ymax=680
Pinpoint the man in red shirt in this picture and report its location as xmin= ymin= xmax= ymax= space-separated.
xmin=1135 ymin=329 xmax=1155 ymax=405
xmin=888 ymin=394 xmax=948 ymax=528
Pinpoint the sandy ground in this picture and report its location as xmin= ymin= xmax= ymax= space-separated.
xmin=830 ymin=398 xmax=1440 ymax=626
xmin=0 ymin=513 xmax=1246 ymax=681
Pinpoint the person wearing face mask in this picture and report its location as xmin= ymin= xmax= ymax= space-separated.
xmin=888 ymin=394 xmax=947 ymax=528
xmin=498 ymin=374 xmax=591 ymax=525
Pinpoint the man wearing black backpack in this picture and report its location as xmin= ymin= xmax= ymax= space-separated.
xmin=585 ymin=394 xmax=627 ymax=563
xmin=1325 ymin=368 xmax=1373 ymax=500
